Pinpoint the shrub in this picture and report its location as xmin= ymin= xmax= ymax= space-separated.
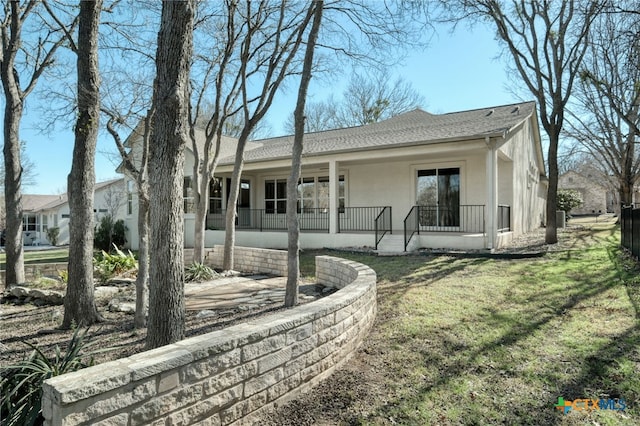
xmin=45 ymin=227 xmax=60 ymax=246
xmin=93 ymin=245 xmax=138 ymax=283
xmin=94 ymin=216 xmax=127 ymax=252
xmin=0 ymin=328 xmax=94 ymax=426
xmin=557 ymin=189 xmax=583 ymax=215
xmin=185 ymin=262 xmax=218 ymax=282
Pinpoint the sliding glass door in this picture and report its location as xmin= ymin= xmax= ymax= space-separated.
xmin=417 ymin=168 xmax=460 ymax=227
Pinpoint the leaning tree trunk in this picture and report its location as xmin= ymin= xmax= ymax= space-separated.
xmin=285 ymin=1 xmax=323 ymax=308
xmin=222 ymin=137 xmax=249 ymax=271
xmin=134 ymin=187 xmax=150 ymax=328
xmin=146 ymin=0 xmax=194 ymax=349
xmin=62 ymin=0 xmax=103 ymax=328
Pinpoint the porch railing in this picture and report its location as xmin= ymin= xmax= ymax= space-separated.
xmin=206 ymin=208 xmax=329 ymax=232
xmin=206 ymin=206 xmax=391 ymax=233
xmin=404 ymin=204 xmax=486 ymax=251
xmin=338 ymin=206 xmax=390 ymax=233
xmin=374 ymin=206 xmax=392 ymax=249
xmin=498 ymin=204 xmax=511 ymax=232
xmin=404 ymin=206 xmax=419 ymax=251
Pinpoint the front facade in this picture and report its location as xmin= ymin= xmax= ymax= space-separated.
xmin=124 ymin=102 xmax=547 ymax=252
xmin=20 ymin=178 xmax=127 ymax=246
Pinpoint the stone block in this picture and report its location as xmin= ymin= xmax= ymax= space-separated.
xmin=128 ymin=346 xmax=194 ymax=381
xmin=158 ymin=371 xmax=180 ymax=393
xmin=244 ymin=367 xmax=284 ymax=397
xmin=257 ymin=347 xmax=292 ymax=374
xmin=285 ymin=323 xmax=313 ymax=344
xmin=130 ymin=384 xmax=204 ymax=425
xmin=242 ymin=335 xmax=285 ymax=362
xmin=203 ymin=362 xmax=256 ymax=395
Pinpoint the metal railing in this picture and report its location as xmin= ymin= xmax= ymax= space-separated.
xmin=498 ymin=204 xmax=511 ymax=232
xmin=374 ymin=206 xmax=392 ymax=249
xmin=207 ymin=206 xmax=392 ymax=234
xmin=403 ymin=204 xmax=486 ymax=251
xmin=206 ymin=208 xmax=329 ymax=232
xmin=403 ymin=205 xmax=419 ymax=251
xmin=338 ymin=206 xmax=390 ymax=232
xmin=620 ymin=206 xmax=640 ymax=258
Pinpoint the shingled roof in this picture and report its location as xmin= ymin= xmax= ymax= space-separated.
xmin=218 ymin=101 xmax=537 ymax=165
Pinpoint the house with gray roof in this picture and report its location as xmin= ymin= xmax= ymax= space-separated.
xmin=123 ymin=101 xmax=547 ymax=252
xmin=18 ymin=178 xmax=126 ymax=246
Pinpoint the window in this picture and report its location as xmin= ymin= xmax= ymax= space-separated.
xmin=22 ymin=215 xmax=37 ymax=232
xmin=42 ymin=215 xmax=48 ymax=232
xmin=53 ymin=213 xmax=58 ymax=227
xmin=265 ymin=179 xmax=287 ymax=213
xmin=61 ymin=214 xmax=70 ymax=219
xmin=184 ymin=176 xmax=195 ymax=213
xmin=127 ymin=180 xmax=134 ymax=215
xmin=209 ymin=178 xmax=223 ymax=214
xmin=266 ymin=175 xmax=346 ymax=213
xmin=298 ymin=177 xmax=315 ymax=213
xmin=417 ymin=168 xmax=460 ymax=227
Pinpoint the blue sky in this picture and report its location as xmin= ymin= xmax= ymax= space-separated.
xmin=18 ymin=22 xmax=522 ymax=195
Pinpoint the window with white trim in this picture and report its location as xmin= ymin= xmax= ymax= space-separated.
xmin=265 ymin=179 xmax=287 ymax=213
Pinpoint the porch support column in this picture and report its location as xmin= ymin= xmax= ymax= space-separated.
xmin=329 ymin=160 xmax=339 ymax=234
xmin=485 ymin=137 xmax=498 ymax=249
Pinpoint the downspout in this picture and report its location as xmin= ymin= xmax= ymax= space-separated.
xmin=485 ymin=136 xmax=498 ymax=250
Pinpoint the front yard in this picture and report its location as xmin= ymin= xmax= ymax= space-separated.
xmin=265 ymin=221 xmax=640 ymax=425
xmin=2 ymin=220 xmax=639 ymax=424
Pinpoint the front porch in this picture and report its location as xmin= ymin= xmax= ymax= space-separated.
xmin=198 ymin=204 xmax=512 ymax=252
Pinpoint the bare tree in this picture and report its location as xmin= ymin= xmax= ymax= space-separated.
xmin=284 ymin=70 xmax=425 ymax=132
xmin=146 ymin=0 xmax=195 ymax=349
xmin=566 ymin=4 xmax=640 ymax=208
xmin=222 ymin=1 xmax=319 ymax=271
xmin=441 ymin=0 xmax=603 ymax=244
xmin=1 ymin=0 xmax=73 ymax=288
xmin=99 ymin=3 xmax=158 ymax=329
xmin=106 ymin=112 xmax=152 ymax=328
xmin=285 ymin=1 xmax=323 ymax=307
xmin=62 ymin=0 xmax=104 ymax=328
xmin=0 ymin=141 xmax=37 ymax=192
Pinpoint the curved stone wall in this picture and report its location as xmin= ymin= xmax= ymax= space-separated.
xmin=42 ymin=254 xmax=376 ymax=425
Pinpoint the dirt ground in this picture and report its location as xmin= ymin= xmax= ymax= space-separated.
xmin=0 ymin=293 xmax=308 ymax=367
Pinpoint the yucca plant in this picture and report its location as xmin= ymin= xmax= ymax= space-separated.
xmin=185 ymin=262 xmax=218 ymax=283
xmin=0 ymin=328 xmax=94 ymax=426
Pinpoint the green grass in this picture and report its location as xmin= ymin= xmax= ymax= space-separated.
xmin=0 ymin=248 xmax=69 ymax=268
xmin=300 ymin=223 xmax=640 ymax=425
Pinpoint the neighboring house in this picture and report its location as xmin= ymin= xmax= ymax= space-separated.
xmin=20 ymin=178 xmax=126 ymax=246
xmin=123 ymin=101 xmax=547 ymax=252
xmin=558 ymin=169 xmax=611 ymax=215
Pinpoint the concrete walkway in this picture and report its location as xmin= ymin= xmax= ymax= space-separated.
xmin=184 ymin=275 xmax=326 ymax=312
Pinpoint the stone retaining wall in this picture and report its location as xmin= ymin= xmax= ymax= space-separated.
xmin=206 ymin=245 xmax=288 ymax=276
xmin=0 ymin=262 xmax=67 ymax=285
xmin=42 ymin=253 xmax=376 ymax=425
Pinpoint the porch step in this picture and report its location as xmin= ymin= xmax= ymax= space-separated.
xmin=375 ymin=234 xmax=417 ymax=254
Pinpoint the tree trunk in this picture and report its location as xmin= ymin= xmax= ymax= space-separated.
xmin=192 ymin=163 xmax=210 ymax=264
xmin=285 ymin=1 xmax=323 ymax=308
xmin=222 ymin=150 xmax=246 ymax=271
xmin=2 ymin=96 xmax=25 ymax=288
xmin=545 ymin=130 xmax=559 ymax=245
xmin=1 ymin=3 xmax=25 ymax=289
xmin=62 ymin=0 xmax=103 ymax=328
xmin=134 ymin=187 xmax=150 ymax=328
xmin=146 ymin=0 xmax=194 ymax=349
